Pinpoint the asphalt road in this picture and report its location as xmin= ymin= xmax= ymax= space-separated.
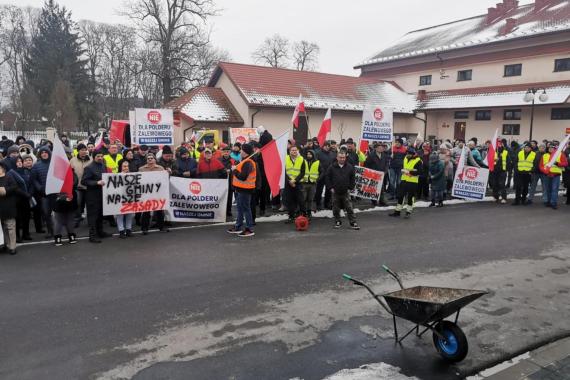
xmin=0 ymin=202 xmax=569 ymax=380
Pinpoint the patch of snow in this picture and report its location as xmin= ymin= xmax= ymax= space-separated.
xmin=322 ymin=363 xmax=420 ymax=380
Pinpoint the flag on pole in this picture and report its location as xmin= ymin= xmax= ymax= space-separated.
xmin=486 ymin=128 xmax=500 ymax=172
xmin=94 ymin=132 xmax=105 ymax=151
xmin=46 ymin=133 xmax=74 ymax=199
xmin=291 ymin=94 xmax=305 ymax=129
xmin=317 ymin=108 xmax=332 ymax=147
xmin=547 ymin=134 xmax=570 ymax=167
xmin=260 ymin=132 xmax=289 ymax=197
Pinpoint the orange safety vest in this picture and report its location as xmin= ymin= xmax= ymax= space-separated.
xmin=232 ymin=158 xmax=257 ymax=190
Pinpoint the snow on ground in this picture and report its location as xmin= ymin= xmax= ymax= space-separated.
xmin=465 ymin=351 xmax=531 ymax=379
xmin=319 ymin=362 xmax=420 ymax=380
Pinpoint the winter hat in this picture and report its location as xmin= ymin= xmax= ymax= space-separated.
xmin=178 ymin=147 xmax=189 ymax=155
xmin=407 ymin=147 xmax=416 ymax=155
xmin=6 ymin=145 xmax=19 ymax=156
xmin=162 ymin=145 xmax=173 ymax=155
xmin=346 ymin=138 xmax=355 ymax=145
xmin=241 ymin=143 xmax=254 ymax=156
xmin=396 ymin=138 xmax=404 ymax=144
xmin=77 ymin=143 xmax=87 ymax=151
xmin=140 ymin=145 xmax=149 ymax=151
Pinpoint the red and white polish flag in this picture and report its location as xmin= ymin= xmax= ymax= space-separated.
xmin=317 ymin=108 xmax=332 ymax=147
xmin=291 ymin=94 xmax=305 ymax=129
xmin=46 ymin=133 xmax=74 ymax=199
xmin=260 ymin=132 xmax=289 ymax=197
xmin=486 ymin=128 xmax=499 ymax=172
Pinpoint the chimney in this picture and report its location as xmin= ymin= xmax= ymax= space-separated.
xmin=496 ymin=3 xmax=506 ymax=15
xmin=487 ymin=7 xmax=499 ymax=24
xmin=417 ymin=90 xmax=428 ymax=102
xmin=501 ymin=18 xmax=518 ymax=35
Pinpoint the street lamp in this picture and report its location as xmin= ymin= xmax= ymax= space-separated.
xmin=523 ymin=88 xmax=548 ymax=141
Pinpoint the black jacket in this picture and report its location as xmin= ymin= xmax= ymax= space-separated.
xmin=326 ymin=162 xmax=356 ymax=195
xmin=364 ymin=152 xmax=388 ymax=172
xmin=0 ymin=174 xmax=18 ymax=220
xmin=317 ymin=149 xmax=335 ymax=174
xmin=259 ymin=130 xmax=273 ymax=147
xmin=82 ymin=161 xmax=107 ymax=200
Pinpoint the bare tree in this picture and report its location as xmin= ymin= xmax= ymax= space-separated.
xmin=252 ymin=34 xmax=289 ymax=68
xmin=292 ymin=40 xmax=319 ymax=71
xmin=122 ymin=0 xmax=216 ymax=103
xmin=78 ymin=21 xmax=106 ymax=87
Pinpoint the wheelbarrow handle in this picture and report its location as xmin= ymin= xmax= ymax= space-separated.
xmin=342 ymin=275 xmax=393 ymax=316
xmin=382 ymin=265 xmax=405 ymax=290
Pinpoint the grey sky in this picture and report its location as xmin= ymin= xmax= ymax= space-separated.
xmin=2 ymin=0 xmax=533 ymax=76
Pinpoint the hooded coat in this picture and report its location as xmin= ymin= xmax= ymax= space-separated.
xmin=31 ymin=146 xmax=51 ymax=195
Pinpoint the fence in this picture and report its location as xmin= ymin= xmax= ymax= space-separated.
xmin=0 ymin=130 xmax=89 ymax=145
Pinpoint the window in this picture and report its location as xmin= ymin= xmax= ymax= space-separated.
xmin=502 ymin=124 xmax=520 ymax=135
xmin=454 ymin=111 xmax=469 ymax=119
xmin=419 ymin=75 xmax=432 ymax=86
xmin=504 ymin=64 xmax=522 ymax=77
xmin=475 ymin=110 xmax=491 ymax=121
xmin=551 ymin=108 xmax=570 ymax=120
xmin=457 ymin=69 xmax=472 ymax=81
xmin=554 ymin=58 xmax=570 ymax=72
xmin=504 ymin=109 xmax=521 ymax=120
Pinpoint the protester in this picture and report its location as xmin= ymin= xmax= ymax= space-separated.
xmin=326 ymin=151 xmax=359 ymax=230
xmin=390 ymin=147 xmax=423 ymax=219
xmin=16 ymin=154 xmax=34 ymax=241
xmin=429 ymin=152 xmax=445 ymax=207
xmin=158 ymin=145 xmax=178 ymax=175
xmin=31 ymin=146 xmax=55 ymax=238
xmin=389 ymin=138 xmax=407 ymax=199
xmin=364 ymin=142 xmax=388 ymax=206
xmin=489 ymin=143 xmax=510 ymax=204
xmin=138 ymin=153 xmax=169 ymax=234
xmin=104 ymin=143 xmax=123 ymax=173
xmin=227 ymin=143 xmax=256 ymax=237
xmin=120 ymin=149 xmax=138 ymax=173
xmin=197 ymin=148 xmax=226 ymax=179
xmin=284 ymin=146 xmax=306 ymax=223
xmin=230 ymin=143 xmax=242 ymax=163
xmin=315 ymin=141 xmax=335 ymax=210
xmin=82 ymin=151 xmax=111 ymax=243
xmin=512 ymin=143 xmax=536 ymax=206
xmin=0 ymin=160 xmax=18 ymax=255
xmin=258 ymin=126 xmax=273 ymax=147
xmin=528 ymin=144 xmax=546 ymax=204
xmin=70 ymin=143 xmax=92 ymax=226
xmin=175 ymin=147 xmax=198 ymax=178
xmin=539 ymin=144 xmax=568 ymax=209
xmin=114 ymin=161 xmax=135 ymax=239
xmin=52 ymin=172 xmax=78 ymax=246
xmin=219 ymin=146 xmax=235 ymax=217
xmin=418 ymin=142 xmax=432 ymax=201
xmin=301 ymin=150 xmax=320 ymax=219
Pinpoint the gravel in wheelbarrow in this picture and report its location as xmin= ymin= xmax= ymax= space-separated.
xmin=383 ymin=286 xmax=487 ymax=325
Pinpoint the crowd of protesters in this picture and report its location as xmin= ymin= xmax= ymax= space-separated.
xmin=0 ymin=128 xmax=568 ymax=253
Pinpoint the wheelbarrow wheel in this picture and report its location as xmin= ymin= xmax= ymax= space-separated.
xmin=432 ymin=321 xmax=468 ymax=362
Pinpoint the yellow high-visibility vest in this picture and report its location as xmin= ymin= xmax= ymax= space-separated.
xmin=494 ymin=150 xmax=509 ymax=171
xmin=401 ymin=157 xmax=421 ymax=183
xmin=542 ymin=153 xmax=563 ymax=175
xmin=104 ymin=154 xmax=123 ymax=173
xmin=286 ymin=155 xmax=305 ymax=180
xmin=303 ymin=160 xmax=320 ymax=183
xmin=517 ymin=150 xmax=536 ymax=172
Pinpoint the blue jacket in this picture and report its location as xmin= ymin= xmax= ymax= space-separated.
xmin=176 ymin=157 xmax=198 ymax=177
xmin=31 ymin=146 xmax=51 ymax=195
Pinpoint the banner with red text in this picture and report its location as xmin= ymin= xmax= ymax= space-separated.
xmin=168 ymin=177 xmax=228 ymax=223
xmin=350 ymin=167 xmax=385 ymax=201
xmin=102 ymin=171 xmax=170 ymax=215
xmin=229 ymin=128 xmax=259 ymax=144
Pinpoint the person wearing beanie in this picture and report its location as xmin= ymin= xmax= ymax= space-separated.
xmin=219 ymin=145 xmax=235 ymax=217
xmin=512 ymin=143 xmax=535 ymax=206
xmin=31 ymin=146 xmax=56 ymax=237
xmin=539 ymin=144 xmax=568 ymax=209
xmin=70 ymin=142 xmax=92 ymax=227
xmin=227 ymin=143 xmax=256 ymax=237
xmin=300 ymin=149 xmax=320 ymax=219
xmin=231 ymin=143 xmax=242 ymax=163
xmin=428 ymin=151 xmax=446 ymax=208
xmin=175 ymin=147 xmax=198 ymax=178
xmin=258 ymin=126 xmax=273 ymax=147
xmin=82 ymin=151 xmax=111 ymax=243
xmin=6 ymin=145 xmax=20 ymax=158
xmin=390 ymin=147 xmax=423 ymax=219
xmin=284 ymin=145 xmax=306 ymax=223
xmin=0 ymin=160 xmax=19 ymax=254
xmin=137 ymin=153 xmax=169 ymax=234
xmin=158 ymin=145 xmax=178 ymax=176
xmin=325 ymin=150 xmax=359 ymax=229
xmin=389 ymin=138 xmax=408 ymax=200
xmin=52 ymin=170 xmax=79 ymax=247
xmin=197 ymin=148 xmax=226 ymax=179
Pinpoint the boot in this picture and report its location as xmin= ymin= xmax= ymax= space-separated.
xmin=89 ymin=228 xmax=101 ymax=244
xmin=437 ymin=201 xmax=444 ymax=208
xmin=125 ymin=229 xmax=133 ymax=237
xmin=428 ymin=201 xmax=435 ymax=207
xmin=54 ymin=235 xmax=63 ymax=247
xmin=119 ymin=231 xmax=127 ymax=239
xmin=98 ymin=231 xmax=111 ymax=239
xmin=404 ymin=212 xmax=411 ymax=219
xmin=389 ymin=210 xmax=401 ymax=217
xmin=68 ymin=234 xmax=77 ymax=244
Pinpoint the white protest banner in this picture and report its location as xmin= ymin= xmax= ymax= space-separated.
xmin=168 ymin=177 xmax=228 ymax=222
xmin=230 ymin=128 xmax=259 ymax=144
xmin=133 ymin=108 xmax=174 ymax=145
xmin=452 ymin=165 xmax=490 ymax=201
xmin=351 ymin=167 xmax=385 ymax=201
xmin=102 ymin=171 xmax=170 ymax=215
xmin=360 ymin=106 xmax=393 ymax=144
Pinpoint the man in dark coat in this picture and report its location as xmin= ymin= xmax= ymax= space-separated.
xmin=315 ymin=141 xmax=335 ymax=209
xmin=364 ymin=142 xmax=389 ymax=206
xmin=81 ymin=152 xmax=110 ymax=243
xmin=31 ymin=146 xmax=55 ymax=237
xmin=0 ymin=160 xmax=19 ymax=254
xmin=326 ymin=151 xmax=359 ymax=230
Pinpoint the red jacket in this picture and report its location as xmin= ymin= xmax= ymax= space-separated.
xmin=197 ymin=158 xmax=226 ymax=179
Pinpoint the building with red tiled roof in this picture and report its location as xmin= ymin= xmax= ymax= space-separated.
xmin=358 ymin=0 xmax=570 ymax=142
xmin=168 ymin=62 xmax=423 ymax=146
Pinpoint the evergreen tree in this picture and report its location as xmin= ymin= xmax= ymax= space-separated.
xmin=24 ymin=0 xmax=91 ymax=130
